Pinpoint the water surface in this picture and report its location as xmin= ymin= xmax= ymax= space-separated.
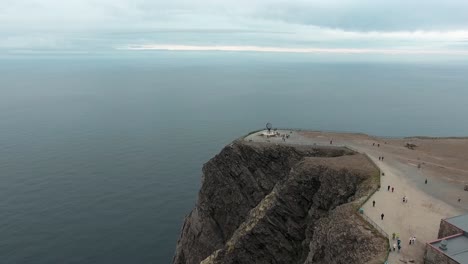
xmin=1 ymin=53 xmax=467 ymax=263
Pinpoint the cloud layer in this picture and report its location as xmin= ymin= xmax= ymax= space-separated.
xmin=2 ymin=0 xmax=468 ymax=31
xmin=1 ymin=0 xmax=468 ymax=55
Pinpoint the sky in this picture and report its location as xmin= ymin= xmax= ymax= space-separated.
xmin=1 ymin=0 xmax=468 ymax=56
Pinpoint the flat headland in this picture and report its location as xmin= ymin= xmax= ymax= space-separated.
xmin=245 ymin=129 xmax=468 ymax=263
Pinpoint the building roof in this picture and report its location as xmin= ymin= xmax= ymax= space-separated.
xmin=446 ymin=214 xmax=468 ymax=233
xmin=431 ymin=234 xmax=468 ymax=263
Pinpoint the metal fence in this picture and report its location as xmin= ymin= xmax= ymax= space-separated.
xmin=360 ymin=212 xmax=389 ymax=239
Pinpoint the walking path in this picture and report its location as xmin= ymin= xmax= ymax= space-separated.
xmin=245 ymin=130 xmax=467 ymax=263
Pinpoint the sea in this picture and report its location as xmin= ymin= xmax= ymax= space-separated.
xmin=1 ymin=52 xmax=468 ymax=263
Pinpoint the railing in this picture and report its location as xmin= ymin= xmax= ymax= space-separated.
xmin=343 ymin=146 xmax=390 ymax=263
xmin=360 ymin=212 xmax=389 ymax=239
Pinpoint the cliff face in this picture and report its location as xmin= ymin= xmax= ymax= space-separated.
xmin=173 ymin=140 xmax=387 ymax=264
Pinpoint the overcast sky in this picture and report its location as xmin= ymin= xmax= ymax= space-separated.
xmin=2 ymin=0 xmax=468 ymax=54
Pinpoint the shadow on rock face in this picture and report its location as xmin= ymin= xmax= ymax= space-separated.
xmin=173 ymin=141 xmax=387 ymax=264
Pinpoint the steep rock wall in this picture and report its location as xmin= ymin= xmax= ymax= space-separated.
xmin=173 ymin=141 xmax=386 ymax=264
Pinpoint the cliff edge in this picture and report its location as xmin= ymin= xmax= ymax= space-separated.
xmin=173 ymin=140 xmax=387 ymax=264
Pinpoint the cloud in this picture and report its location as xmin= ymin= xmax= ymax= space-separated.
xmin=1 ymin=0 xmax=468 ymax=53
xmin=249 ymin=0 xmax=468 ymax=31
xmin=122 ymin=44 xmax=468 ymax=55
xmin=2 ymin=0 xmax=468 ymax=32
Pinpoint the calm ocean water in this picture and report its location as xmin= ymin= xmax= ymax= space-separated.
xmin=1 ymin=52 xmax=468 ymax=263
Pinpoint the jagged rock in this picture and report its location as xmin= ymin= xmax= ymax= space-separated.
xmin=173 ymin=141 xmax=387 ymax=264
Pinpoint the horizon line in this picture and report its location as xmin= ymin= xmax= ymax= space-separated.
xmin=120 ymin=44 xmax=468 ymax=55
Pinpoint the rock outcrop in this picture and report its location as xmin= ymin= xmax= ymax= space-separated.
xmin=173 ymin=140 xmax=387 ymax=264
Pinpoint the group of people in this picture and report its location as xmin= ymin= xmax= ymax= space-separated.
xmin=392 ymin=234 xmax=402 ymax=252
xmin=387 ymin=185 xmax=395 ymax=192
xmin=392 ymin=242 xmax=401 ymax=253
xmin=390 ymin=233 xmax=416 ymax=253
xmin=372 ymin=142 xmax=380 ymax=147
xmin=402 ymin=196 xmax=409 ymax=203
xmin=378 ymin=156 xmax=384 ymax=161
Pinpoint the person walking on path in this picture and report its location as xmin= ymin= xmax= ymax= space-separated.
xmin=392 ymin=187 xmax=394 ymax=192
xmin=388 ymin=185 xmax=390 ymax=191
xmin=393 ymin=243 xmax=396 ymax=251
xmin=425 ymin=179 xmax=427 ymax=184
xmin=398 ymin=244 xmax=401 ymax=252
xmin=381 ymin=213 xmax=384 ymax=220
xmin=458 ymin=197 xmax=461 ymax=202
xmin=403 ymin=196 xmax=406 ymax=203
xmin=382 ymin=156 xmax=384 ymax=161
xmin=373 ymin=200 xmax=375 ymax=207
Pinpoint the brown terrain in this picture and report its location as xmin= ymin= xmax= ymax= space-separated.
xmin=298 ymin=131 xmax=468 ymax=263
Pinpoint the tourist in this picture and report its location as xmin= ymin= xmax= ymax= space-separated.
xmin=403 ymin=196 xmax=406 ymax=203
xmin=373 ymin=200 xmax=375 ymax=207
xmin=373 ymin=143 xmax=375 ymax=146
xmin=378 ymin=143 xmax=380 ymax=147
xmin=398 ymin=244 xmax=401 ymax=252
xmin=381 ymin=213 xmax=384 ymax=220
xmin=413 ymin=237 xmax=416 ymax=244
xmin=393 ymin=243 xmax=396 ymax=251
xmin=425 ymin=179 xmax=427 ymax=184
xmin=388 ymin=185 xmax=390 ymax=191
xmin=406 ymin=196 xmax=408 ymax=203
xmin=392 ymin=187 xmax=394 ymax=192
xmin=409 ymin=238 xmax=412 ymax=245
xmin=392 ymin=233 xmax=396 ymax=240
xmin=458 ymin=197 xmax=461 ymax=203
xmin=382 ymin=156 xmax=384 ymax=161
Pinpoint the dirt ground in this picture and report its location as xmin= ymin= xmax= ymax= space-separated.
xmin=299 ymin=131 xmax=468 ymax=208
xmin=298 ymin=131 xmax=468 ymax=263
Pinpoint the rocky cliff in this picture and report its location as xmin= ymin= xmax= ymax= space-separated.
xmin=173 ymin=140 xmax=387 ymax=264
